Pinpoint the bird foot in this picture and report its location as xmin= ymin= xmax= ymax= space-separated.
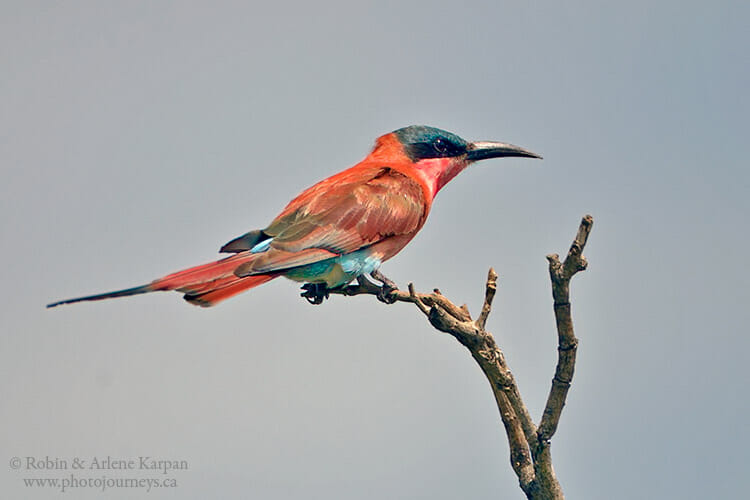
xmin=377 ymin=285 xmax=398 ymax=304
xmin=301 ymin=283 xmax=329 ymax=305
xmin=370 ymin=270 xmax=399 ymax=304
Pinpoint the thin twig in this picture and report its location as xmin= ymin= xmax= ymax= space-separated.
xmin=329 ymin=281 xmax=471 ymax=322
xmin=476 ymin=268 xmax=498 ymax=330
xmin=537 ymin=215 xmax=593 ymax=444
xmin=531 ymin=215 xmax=593 ymax=499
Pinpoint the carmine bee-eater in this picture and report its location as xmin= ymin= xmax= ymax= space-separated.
xmin=47 ymin=125 xmax=540 ymax=308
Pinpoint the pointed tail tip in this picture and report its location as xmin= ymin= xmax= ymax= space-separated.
xmin=46 ymin=297 xmax=88 ymax=308
xmin=45 ymin=284 xmax=153 ymax=309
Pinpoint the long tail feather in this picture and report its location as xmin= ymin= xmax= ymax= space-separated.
xmin=46 ymin=285 xmax=153 ymax=308
xmin=149 ymin=253 xmax=257 ymax=291
xmin=47 ymin=252 xmax=275 ymax=308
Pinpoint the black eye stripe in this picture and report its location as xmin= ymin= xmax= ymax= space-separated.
xmin=404 ymin=139 xmax=465 ymax=161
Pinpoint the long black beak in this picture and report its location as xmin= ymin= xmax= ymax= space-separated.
xmin=466 ymin=141 xmax=542 ymax=161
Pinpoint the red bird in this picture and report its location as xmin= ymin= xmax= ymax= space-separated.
xmin=47 ymin=126 xmax=540 ymax=308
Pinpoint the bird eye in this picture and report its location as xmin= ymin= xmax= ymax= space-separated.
xmin=433 ymin=138 xmax=448 ymax=154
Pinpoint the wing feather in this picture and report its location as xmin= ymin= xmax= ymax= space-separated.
xmin=265 ymin=167 xmax=427 ymax=255
xmin=230 ymin=165 xmax=428 ymax=277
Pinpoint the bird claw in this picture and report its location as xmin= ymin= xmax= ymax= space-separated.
xmin=370 ymin=270 xmax=399 ymax=304
xmin=301 ymin=274 xmax=398 ymax=305
xmin=376 ymin=284 xmax=398 ymax=304
xmin=301 ymin=283 xmax=329 ymax=305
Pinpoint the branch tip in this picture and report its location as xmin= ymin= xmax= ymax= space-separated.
xmin=408 ymin=283 xmax=430 ymax=316
xmin=476 ymin=267 xmax=499 ymax=330
xmin=488 ymin=267 xmax=498 ymax=282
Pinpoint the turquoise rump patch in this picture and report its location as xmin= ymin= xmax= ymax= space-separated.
xmin=282 ymin=248 xmax=382 ymax=288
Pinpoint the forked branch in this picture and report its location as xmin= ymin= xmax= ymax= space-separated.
xmin=326 ymin=215 xmax=593 ymax=500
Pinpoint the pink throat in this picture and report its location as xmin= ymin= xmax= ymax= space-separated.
xmin=412 ymin=157 xmax=470 ymax=199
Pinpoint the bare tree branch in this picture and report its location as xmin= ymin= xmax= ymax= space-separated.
xmin=324 ymin=215 xmax=593 ymax=500
xmin=476 ymin=268 xmax=498 ymax=330
xmin=538 ymin=215 xmax=593 ymax=444
xmin=330 ymin=279 xmax=471 ymax=322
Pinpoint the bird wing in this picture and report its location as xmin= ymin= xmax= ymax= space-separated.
xmin=235 ymin=166 xmax=428 ymax=276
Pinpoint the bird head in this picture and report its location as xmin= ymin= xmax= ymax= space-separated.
xmin=375 ymin=125 xmax=541 ymax=199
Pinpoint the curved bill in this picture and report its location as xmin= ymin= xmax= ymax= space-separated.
xmin=466 ymin=141 xmax=542 ymax=161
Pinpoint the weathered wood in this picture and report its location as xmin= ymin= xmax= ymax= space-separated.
xmin=325 ymin=215 xmax=594 ymax=500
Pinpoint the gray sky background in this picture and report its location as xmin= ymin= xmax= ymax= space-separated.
xmin=2 ymin=1 xmax=748 ymax=498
